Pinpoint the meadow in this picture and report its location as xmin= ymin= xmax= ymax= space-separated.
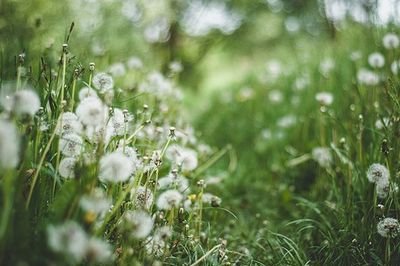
xmin=0 ymin=0 xmax=400 ymax=265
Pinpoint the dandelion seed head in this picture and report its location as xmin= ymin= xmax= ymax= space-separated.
xmin=366 ymin=163 xmax=389 ymax=184
xmin=76 ymin=96 xmax=108 ymax=126
xmin=59 ymin=133 xmax=83 ymax=157
xmin=315 ymin=92 xmax=333 ymax=106
xmin=84 ymin=237 xmax=113 ymax=263
xmin=99 ymin=151 xmax=134 ymax=183
xmin=383 ymin=33 xmax=399 ymax=49
xmin=12 ymin=89 xmax=41 ymax=116
xmin=357 ymin=68 xmax=380 ymax=86
xmin=125 ymin=210 xmax=154 ymax=239
xmin=156 ymin=189 xmax=183 ymax=210
xmin=127 ymin=56 xmax=143 ymax=70
xmin=377 ymin=218 xmax=400 ymax=238
xmin=108 ymin=63 xmax=126 ymax=77
xmin=56 ymin=112 xmax=82 ymax=135
xmin=47 ymin=221 xmax=87 ymax=262
xmin=80 ymin=189 xmax=111 ymax=214
xmin=92 ymin=72 xmax=114 ymax=92
xmin=78 ymin=87 xmax=98 ymax=101
xmin=312 ymin=147 xmax=332 ymax=168
xmin=368 ymin=52 xmax=385 ymax=68
xmin=131 ymin=186 xmax=154 ymax=210
xmin=59 ymin=157 xmax=76 ymax=178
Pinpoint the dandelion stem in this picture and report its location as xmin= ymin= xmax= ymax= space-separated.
xmin=26 ymin=127 xmax=57 ymax=209
xmin=190 ymin=244 xmax=222 ymax=266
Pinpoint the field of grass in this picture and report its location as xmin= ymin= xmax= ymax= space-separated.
xmin=1 ymin=1 xmax=400 ymax=265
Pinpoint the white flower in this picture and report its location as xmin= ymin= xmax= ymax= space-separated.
xmin=92 ymin=72 xmax=114 ymax=92
xmin=59 ymin=157 xmax=76 ymax=178
xmin=315 ymin=92 xmax=333 ymax=106
xmin=106 ymin=108 xmax=127 ymax=137
xmin=319 ymin=58 xmax=335 ymax=76
xmin=78 ymin=87 xmax=98 ymax=101
xmin=127 ymin=56 xmax=143 ymax=70
xmin=202 ymin=193 xmax=222 ymax=207
xmin=59 ymin=133 xmax=83 ymax=157
xmin=350 ymin=51 xmax=362 ymax=61
xmin=366 ymin=163 xmax=389 ymax=184
xmin=108 ymin=63 xmax=126 ymax=77
xmin=377 ymin=218 xmax=400 ymax=238
xmin=0 ymin=119 xmax=19 ymax=169
xmin=391 ymin=60 xmax=400 ymax=75
xmin=158 ymin=174 xmax=190 ymax=194
xmin=131 ymin=186 xmax=154 ymax=210
xmin=357 ymin=69 xmax=380 ymax=86
xmin=56 ymin=112 xmax=82 ymax=135
xmin=269 ymin=90 xmax=283 ymax=103
xmin=80 ymin=189 xmax=111 ymax=214
xmin=47 ymin=221 xmax=87 ymax=262
xmin=84 ymin=237 xmax=113 ymax=263
xmin=312 ymin=147 xmax=332 ymax=167
xmin=156 ymin=189 xmax=183 ymax=210
xmin=12 ymin=89 xmax=40 ymax=116
xmin=383 ymin=33 xmax=399 ymax=49
xmin=375 ymin=117 xmax=391 ymax=130
xmin=139 ymin=72 xmax=172 ymax=95
xmin=169 ymin=61 xmax=183 ymax=73
xmin=277 ymin=115 xmax=296 ymax=128
xmin=376 ymin=182 xmax=390 ymax=199
xmin=99 ymin=151 xmax=134 ymax=183
xmin=76 ymin=96 xmax=108 ymax=127
xmin=125 ymin=210 xmax=154 ymax=239
xmin=154 ymin=226 xmax=172 ymax=241
xmin=368 ymin=52 xmax=385 ymax=68
xmin=166 ymin=145 xmax=198 ymax=171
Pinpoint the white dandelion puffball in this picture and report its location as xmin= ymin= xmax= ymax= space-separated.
xmin=0 ymin=119 xmax=20 ymax=169
xmin=376 ymin=182 xmax=389 ymax=199
xmin=55 ymin=112 xmax=82 ymax=136
xmin=80 ymin=189 xmax=111 ymax=214
xmin=202 ymin=193 xmax=222 ymax=207
xmin=156 ymin=189 xmax=183 ymax=210
xmin=47 ymin=221 xmax=88 ymax=262
xmin=106 ymin=108 xmax=126 ymax=136
xmin=357 ymin=69 xmax=380 ymax=86
xmin=383 ymin=33 xmax=399 ymax=49
xmin=366 ymin=163 xmax=389 ymax=184
xmin=169 ymin=61 xmax=183 ymax=73
xmin=84 ymin=237 xmax=113 ymax=263
xmin=59 ymin=157 xmax=76 ymax=178
xmin=377 ymin=218 xmax=400 ymax=238
xmin=108 ymin=63 xmax=126 ymax=77
xmin=315 ymin=92 xmax=333 ymax=106
xmin=12 ymin=89 xmax=41 ymax=116
xmin=391 ymin=60 xmax=400 ymax=75
xmin=127 ymin=56 xmax=143 ymax=70
xmin=131 ymin=186 xmax=153 ymax=210
xmin=59 ymin=133 xmax=83 ymax=157
xmin=125 ymin=210 xmax=154 ymax=239
xmin=76 ymin=96 xmax=108 ymax=127
xmin=92 ymin=72 xmax=114 ymax=92
xmin=99 ymin=151 xmax=134 ymax=183
xmin=166 ymin=145 xmax=198 ymax=171
xmin=78 ymin=87 xmax=98 ymax=101
xmin=158 ymin=174 xmax=190 ymax=194
xmin=312 ymin=147 xmax=332 ymax=168
xmin=154 ymin=225 xmax=172 ymax=241
xmin=368 ymin=52 xmax=385 ymax=68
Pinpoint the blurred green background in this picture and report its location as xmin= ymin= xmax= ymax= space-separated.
xmin=2 ymin=0 xmax=400 ymax=264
